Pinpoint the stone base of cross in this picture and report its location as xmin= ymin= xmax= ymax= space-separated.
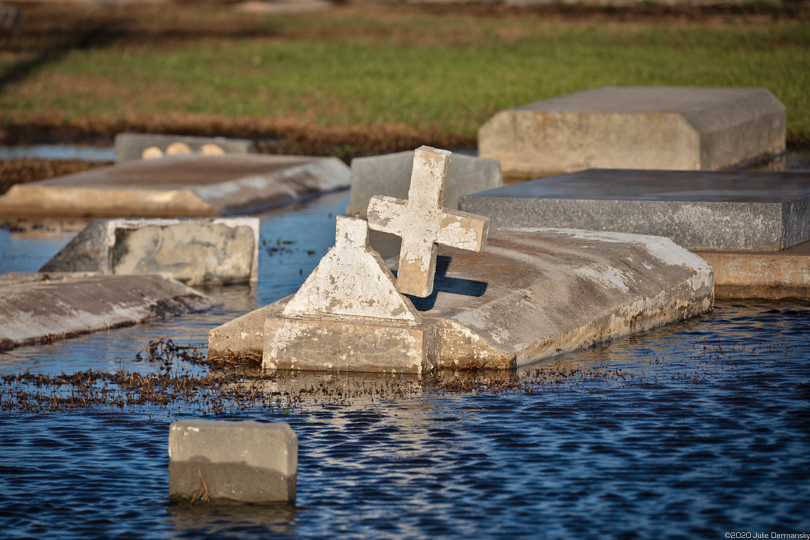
xmin=367 ymin=146 xmax=490 ymax=297
xmin=262 ymin=145 xmax=491 ymax=374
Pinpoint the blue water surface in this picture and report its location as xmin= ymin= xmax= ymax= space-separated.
xmin=1 ymin=191 xmax=809 ymax=539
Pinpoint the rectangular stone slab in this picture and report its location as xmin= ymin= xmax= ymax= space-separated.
xmin=693 ymin=240 xmax=810 ymax=300
xmin=0 ymin=272 xmax=217 ymax=351
xmin=210 ymin=228 xmax=713 ymax=370
xmin=169 ymin=420 xmax=297 ymax=503
xmin=478 ymin=86 xmax=785 ymax=180
xmin=0 ymin=154 xmax=350 ymax=218
xmin=459 ymin=169 xmax=810 ymax=251
xmin=263 ymin=316 xmax=441 ymax=374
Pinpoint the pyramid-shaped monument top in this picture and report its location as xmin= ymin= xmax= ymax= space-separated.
xmin=367 ymin=146 xmax=490 ymax=297
xmin=283 ymin=216 xmax=420 ymax=322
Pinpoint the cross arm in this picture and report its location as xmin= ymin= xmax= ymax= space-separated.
xmin=436 ymin=209 xmax=490 ymax=252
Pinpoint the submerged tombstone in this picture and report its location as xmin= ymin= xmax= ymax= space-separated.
xmin=478 ymin=87 xmax=786 ymax=182
xmin=247 ymin=145 xmax=713 ymax=373
xmin=41 ymin=217 xmax=259 ymax=286
xmin=263 ymin=146 xmax=490 ymax=373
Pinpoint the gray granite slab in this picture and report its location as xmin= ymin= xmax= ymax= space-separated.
xmin=459 ymin=169 xmax=810 ymax=251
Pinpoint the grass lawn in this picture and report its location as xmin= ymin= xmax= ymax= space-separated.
xmin=1 ymin=2 xmax=808 ymax=154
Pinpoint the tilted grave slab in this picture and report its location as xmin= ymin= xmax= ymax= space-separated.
xmin=212 ymin=227 xmax=713 ymax=370
xmin=0 ymin=272 xmax=217 ymax=351
xmin=0 ymin=154 xmax=349 ymax=219
xmin=460 ymin=169 xmax=810 ymax=251
xmin=40 ymin=217 xmax=259 ymax=286
xmin=478 ymin=87 xmax=785 ymax=181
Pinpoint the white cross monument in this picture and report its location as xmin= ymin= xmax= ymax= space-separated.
xmin=367 ymin=146 xmax=490 ymax=297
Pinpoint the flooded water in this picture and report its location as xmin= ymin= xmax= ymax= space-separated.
xmin=1 ymin=191 xmax=810 ymax=538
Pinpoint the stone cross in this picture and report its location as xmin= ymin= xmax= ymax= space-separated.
xmin=367 ymin=146 xmax=490 ymax=297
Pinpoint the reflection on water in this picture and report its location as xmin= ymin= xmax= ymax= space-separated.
xmin=1 ymin=191 xmax=809 ymax=537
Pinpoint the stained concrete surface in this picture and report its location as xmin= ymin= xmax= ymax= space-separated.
xmin=211 ymin=228 xmax=713 ymax=370
xmin=40 ymin=218 xmax=260 ymax=286
xmin=0 ymin=154 xmax=350 ymax=218
xmin=479 ymin=87 xmax=785 ymax=181
xmin=169 ymin=420 xmax=297 ymax=503
xmin=460 ymin=169 xmax=810 ymax=251
xmin=0 ymin=273 xmax=218 ymax=351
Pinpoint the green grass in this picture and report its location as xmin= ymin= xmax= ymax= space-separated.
xmin=2 ymin=12 xmax=809 ymax=142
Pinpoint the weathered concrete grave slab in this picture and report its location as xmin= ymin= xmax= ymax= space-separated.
xmin=479 ymin=87 xmax=786 ymax=181
xmin=0 ymin=154 xmax=350 ymax=219
xmin=0 ymin=273 xmax=217 ymax=351
xmin=115 ymin=133 xmax=254 ymax=163
xmin=263 ymin=216 xmax=442 ymax=374
xmin=169 ymin=420 xmax=297 ymax=503
xmin=40 ymin=217 xmax=259 ymax=286
xmin=459 ymin=169 xmax=810 ymax=299
xmin=211 ymin=228 xmax=713 ymax=370
xmin=460 ymin=169 xmax=810 ymax=251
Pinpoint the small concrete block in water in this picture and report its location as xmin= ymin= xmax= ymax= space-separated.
xmin=0 ymin=154 xmax=350 ymax=218
xmin=367 ymin=146 xmax=490 ymax=297
xmin=459 ymin=169 xmax=810 ymax=251
xmin=0 ymin=273 xmax=217 ymax=351
xmin=263 ymin=216 xmax=440 ymax=373
xmin=169 ymin=420 xmax=297 ymax=503
xmin=347 ymin=150 xmax=502 ymax=218
xmin=115 ymin=133 xmax=253 ymax=163
xmin=478 ymin=87 xmax=786 ymax=180
xmin=40 ymin=217 xmax=259 ymax=286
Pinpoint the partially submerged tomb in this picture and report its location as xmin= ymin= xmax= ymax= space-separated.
xmin=211 ymin=146 xmax=714 ymax=373
xmin=0 ymin=273 xmax=217 ymax=351
xmin=0 ymin=154 xmax=349 ymax=218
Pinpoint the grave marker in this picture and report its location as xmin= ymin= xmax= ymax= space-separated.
xmin=367 ymin=146 xmax=490 ymax=297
